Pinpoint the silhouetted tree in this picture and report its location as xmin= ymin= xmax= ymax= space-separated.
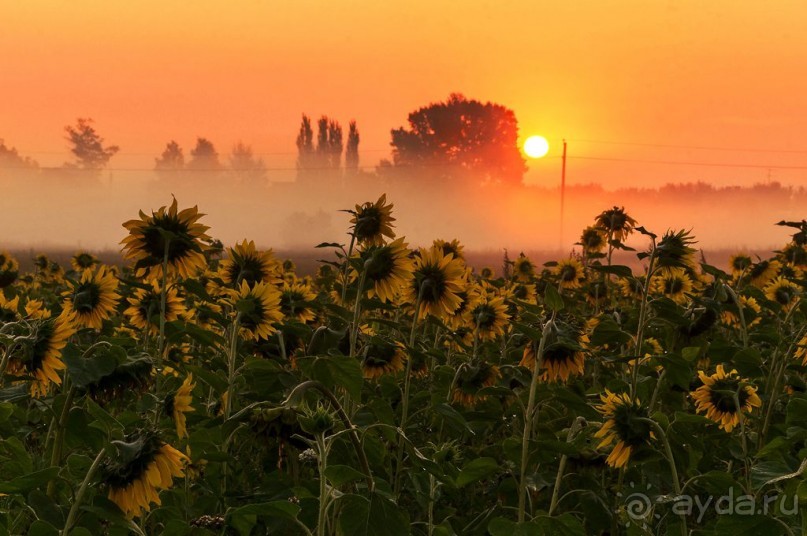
xmin=345 ymin=120 xmax=360 ymax=174
xmin=296 ymin=115 xmax=315 ymax=179
xmin=0 ymin=140 xmax=38 ymax=177
xmin=187 ymin=137 xmax=221 ymax=172
xmin=64 ymin=118 xmax=119 ymax=172
xmin=382 ymin=93 xmax=526 ymax=185
xmin=229 ymin=142 xmax=267 ymax=185
xmin=154 ymin=141 xmax=184 ymax=179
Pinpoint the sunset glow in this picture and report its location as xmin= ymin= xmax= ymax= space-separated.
xmin=524 ymin=136 xmax=550 ymax=159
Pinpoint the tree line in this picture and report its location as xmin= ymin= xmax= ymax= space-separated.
xmin=1 ymin=94 xmax=529 ymax=185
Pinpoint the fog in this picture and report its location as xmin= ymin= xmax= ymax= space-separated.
xmin=1 ymin=170 xmax=804 ymax=258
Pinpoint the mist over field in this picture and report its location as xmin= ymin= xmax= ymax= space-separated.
xmin=2 ymin=169 xmax=803 ymax=257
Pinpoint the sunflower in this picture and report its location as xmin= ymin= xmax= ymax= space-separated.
xmin=433 ymin=239 xmax=465 ymax=261
xmin=520 ymin=323 xmax=589 ymax=382
xmin=778 ymin=263 xmax=804 ymax=281
xmin=579 ymin=226 xmax=607 ymax=254
xmin=357 ymin=238 xmax=414 ymax=303
xmin=451 ymin=362 xmax=500 ymax=407
xmin=166 ymin=374 xmax=195 ymax=439
xmin=227 ymin=280 xmax=284 ymax=340
xmin=351 ymin=194 xmax=396 ymax=246
xmin=404 ymin=246 xmax=466 ymax=321
xmin=747 ymin=259 xmax=781 ymax=289
xmin=593 ymin=391 xmax=653 ymax=468
xmin=280 ymin=279 xmax=318 ymax=323
xmin=796 ymin=334 xmax=807 ymax=366
xmin=691 ymin=365 xmax=761 ymax=432
xmin=121 ymin=198 xmax=210 ymax=279
xmin=62 ymin=266 xmax=120 ymax=329
xmin=512 ymin=253 xmax=535 ymax=282
xmin=779 ymin=242 xmax=807 ymax=267
xmin=446 ymin=283 xmax=482 ymax=330
xmin=651 ymin=267 xmax=693 ymax=304
xmin=124 ymin=280 xmax=187 ymax=335
xmin=102 ymin=430 xmax=187 ymax=518
xmin=0 ymin=251 xmax=19 ymax=288
xmin=219 ymin=240 xmax=280 ymax=288
xmin=728 ymin=253 xmax=752 ymax=278
xmin=618 ymin=277 xmax=645 ymax=299
xmin=362 ymin=340 xmax=407 ymax=379
xmin=469 ymin=295 xmax=509 ymax=342
xmin=594 ymin=206 xmax=637 ymax=242
xmin=71 ymin=251 xmax=98 ymax=272
xmin=479 ymin=266 xmax=496 ymax=279
xmin=721 ymin=295 xmax=762 ymax=328
xmin=654 ymin=229 xmax=697 ymax=272
xmin=84 ymin=355 xmax=154 ymax=403
xmin=554 ymin=258 xmax=586 ymax=289
xmin=764 ymin=276 xmax=800 ymax=311
xmin=0 ymin=294 xmax=20 ymax=322
xmin=7 ymin=309 xmax=76 ymax=398
xmin=24 ymin=299 xmax=51 ymax=320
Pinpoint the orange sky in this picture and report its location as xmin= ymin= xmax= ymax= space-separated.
xmin=3 ymin=1 xmax=807 ymax=188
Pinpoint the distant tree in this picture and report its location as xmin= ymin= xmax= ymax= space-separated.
xmin=345 ymin=120 xmax=360 ymax=174
xmin=295 ymin=115 xmax=315 ymax=178
xmin=0 ymin=140 xmax=38 ymax=175
xmin=187 ymin=137 xmax=221 ymax=172
xmin=229 ymin=142 xmax=267 ymax=185
xmin=382 ymin=93 xmax=527 ymax=185
xmin=154 ymin=141 xmax=184 ymax=179
xmin=64 ymin=118 xmax=119 ymax=172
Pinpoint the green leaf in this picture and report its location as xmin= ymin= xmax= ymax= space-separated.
xmin=337 ymin=492 xmax=410 ymax=536
xmin=590 ymin=264 xmax=633 ymax=279
xmin=0 ymin=467 xmax=60 ymax=494
xmin=544 ymin=285 xmax=564 ymax=312
xmin=26 ymin=520 xmax=59 ymax=536
xmin=227 ymin=501 xmax=302 ymax=536
xmin=713 ymin=514 xmax=786 ymax=535
xmin=433 ymin=403 xmax=474 ymax=435
xmin=325 ymin=465 xmax=367 ymax=487
xmin=456 ymin=457 xmax=498 ymax=488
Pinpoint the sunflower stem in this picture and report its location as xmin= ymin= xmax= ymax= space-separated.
xmin=224 ymin=314 xmax=242 ymax=421
xmin=631 ymin=245 xmax=657 ymax=400
xmin=349 ymin=266 xmax=368 ymax=358
xmin=394 ymin=285 xmax=425 ymax=497
xmin=518 ymin=315 xmax=555 ymax=523
xmin=315 ymin=432 xmax=329 ymax=536
xmin=154 ymin=238 xmax=171 ymax=417
xmin=759 ymin=324 xmax=806 ymax=448
xmin=61 ymin=446 xmax=106 ymax=536
xmin=340 ymin=234 xmax=356 ymax=305
xmin=548 ymin=416 xmax=586 ymax=516
xmin=0 ymin=345 xmax=11 ymax=382
xmin=724 ymin=284 xmax=749 ymax=348
xmin=638 ymin=417 xmax=687 ymax=536
xmin=47 ymin=381 xmax=76 ymax=498
xmin=282 ymin=380 xmax=374 ymax=492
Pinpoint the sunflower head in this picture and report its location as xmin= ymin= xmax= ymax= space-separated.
xmin=554 ymin=258 xmax=586 ymax=289
xmin=764 ymin=276 xmax=800 ymax=311
xmin=362 ymin=340 xmax=407 ymax=379
xmin=728 ymin=253 xmax=753 ymax=277
xmin=350 ymin=194 xmax=396 ymax=245
xmin=579 ymin=226 xmax=607 ymax=253
xmin=0 ymin=251 xmax=19 ymax=288
xmin=121 ymin=198 xmax=210 ymax=279
xmin=71 ymin=251 xmax=99 ymax=272
xmin=451 ymin=362 xmax=501 ymax=407
xmin=594 ymin=206 xmax=637 ymax=242
xmin=469 ymin=295 xmax=510 ymax=342
xmin=165 ymin=374 xmax=195 ymax=439
xmin=63 ymin=266 xmax=120 ymax=329
xmin=593 ymin=391 xmax=652 ymax=468
xmin=124 ymin=280 xmax=187 ymax=335
xmin=280 ymin=279 xmax=318 ymax=323
xmin=357 ymin=237 xmax=414 ymax=303
xmin=779 ymin=242 xmax=807 ymax=268
xmin=747 ymin=259 xmax=781 ymax=288
xmin=691 ymin=364 xmax=761 ymax=432
xmin=406 ymin=246 xmax=466 ymax=321
xmin=479 ymin=266 xmax=495 ymax=279
xmin=651 ymin=267 xmax=694 ymax=304
xmin=102 ymin=429 xmax=187 ymax=518
xmin=512 ymin=253 xmax=535 ymax=282
xmin=228 ymin=280 xmax=284 ymax=340
xmin=433 ymin=239 xmax=465 ymax=261
xmin=654 ymin=229 xmax=697 ymax=271
xmin=219 ymin=240 xmax=280 ymax=288
xmin=84 ymin=355 xmax=154 ymax=403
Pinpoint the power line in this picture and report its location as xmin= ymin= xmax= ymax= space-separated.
xmin=568 ymin=138 xmax=807 ymax=154
xmin=568 ymin=155 xmax=807 ymax=170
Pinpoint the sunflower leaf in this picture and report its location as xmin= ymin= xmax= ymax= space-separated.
xmin=456 ymin=457 xmax=498 ymax=488
xmin=544 ymin=285 xmax=564 ymax=312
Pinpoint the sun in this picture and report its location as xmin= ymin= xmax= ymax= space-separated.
xmin=524 ymin=135 xmax=550 ymax=159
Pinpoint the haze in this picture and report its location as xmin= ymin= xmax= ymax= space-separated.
xmin=1 ymin=1 xmax=806 ymax=253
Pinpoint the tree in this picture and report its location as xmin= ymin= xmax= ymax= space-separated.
xmin=187 ymin=137 xmax=221 ymax=172
xmin=154 ymin=141 xmax=184 ymax=179
xmin=345 ymin=120 xmax=360 ymax=174
xmin=0 ymin=140 xmax=38 ymax=177
xmin=382 ymin=93 xmax=527 ymax=185
xmin=64 ymin=118 xmax=119 ymax=172
xmin=296 ymin=114 xmax=343 ymax=181
xmin=229 ymin=142 xmax=267 ymax=185
xmin=295 ymin=114 xmax=315 ymax=176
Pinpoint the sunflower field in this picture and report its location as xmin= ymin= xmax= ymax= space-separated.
xmin=0 ymin=196 xmax=805 ymax=536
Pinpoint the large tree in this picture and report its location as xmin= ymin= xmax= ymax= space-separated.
xmin=187 ymin=137 xmax=221 ymax=172
xmin=296 ymin=114 xmax=344 ymax=181
xmin=154 ymin=141 xmax=184 ymax=179
xmin=64 ymin=118 xmax=119 ymax=172
xmin=345 ymin=120 xmax=360 ymax=174
xmin=384 ymin=93 xmax=526 ymax=185
xmin=229 ymin=142 xmax=267 ymax=185
xmin=0 ymin=140 xmax=38 ymax=176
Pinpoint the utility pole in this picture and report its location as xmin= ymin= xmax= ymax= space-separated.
xmin=560 ymin=139 xmax=567 ymax=251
